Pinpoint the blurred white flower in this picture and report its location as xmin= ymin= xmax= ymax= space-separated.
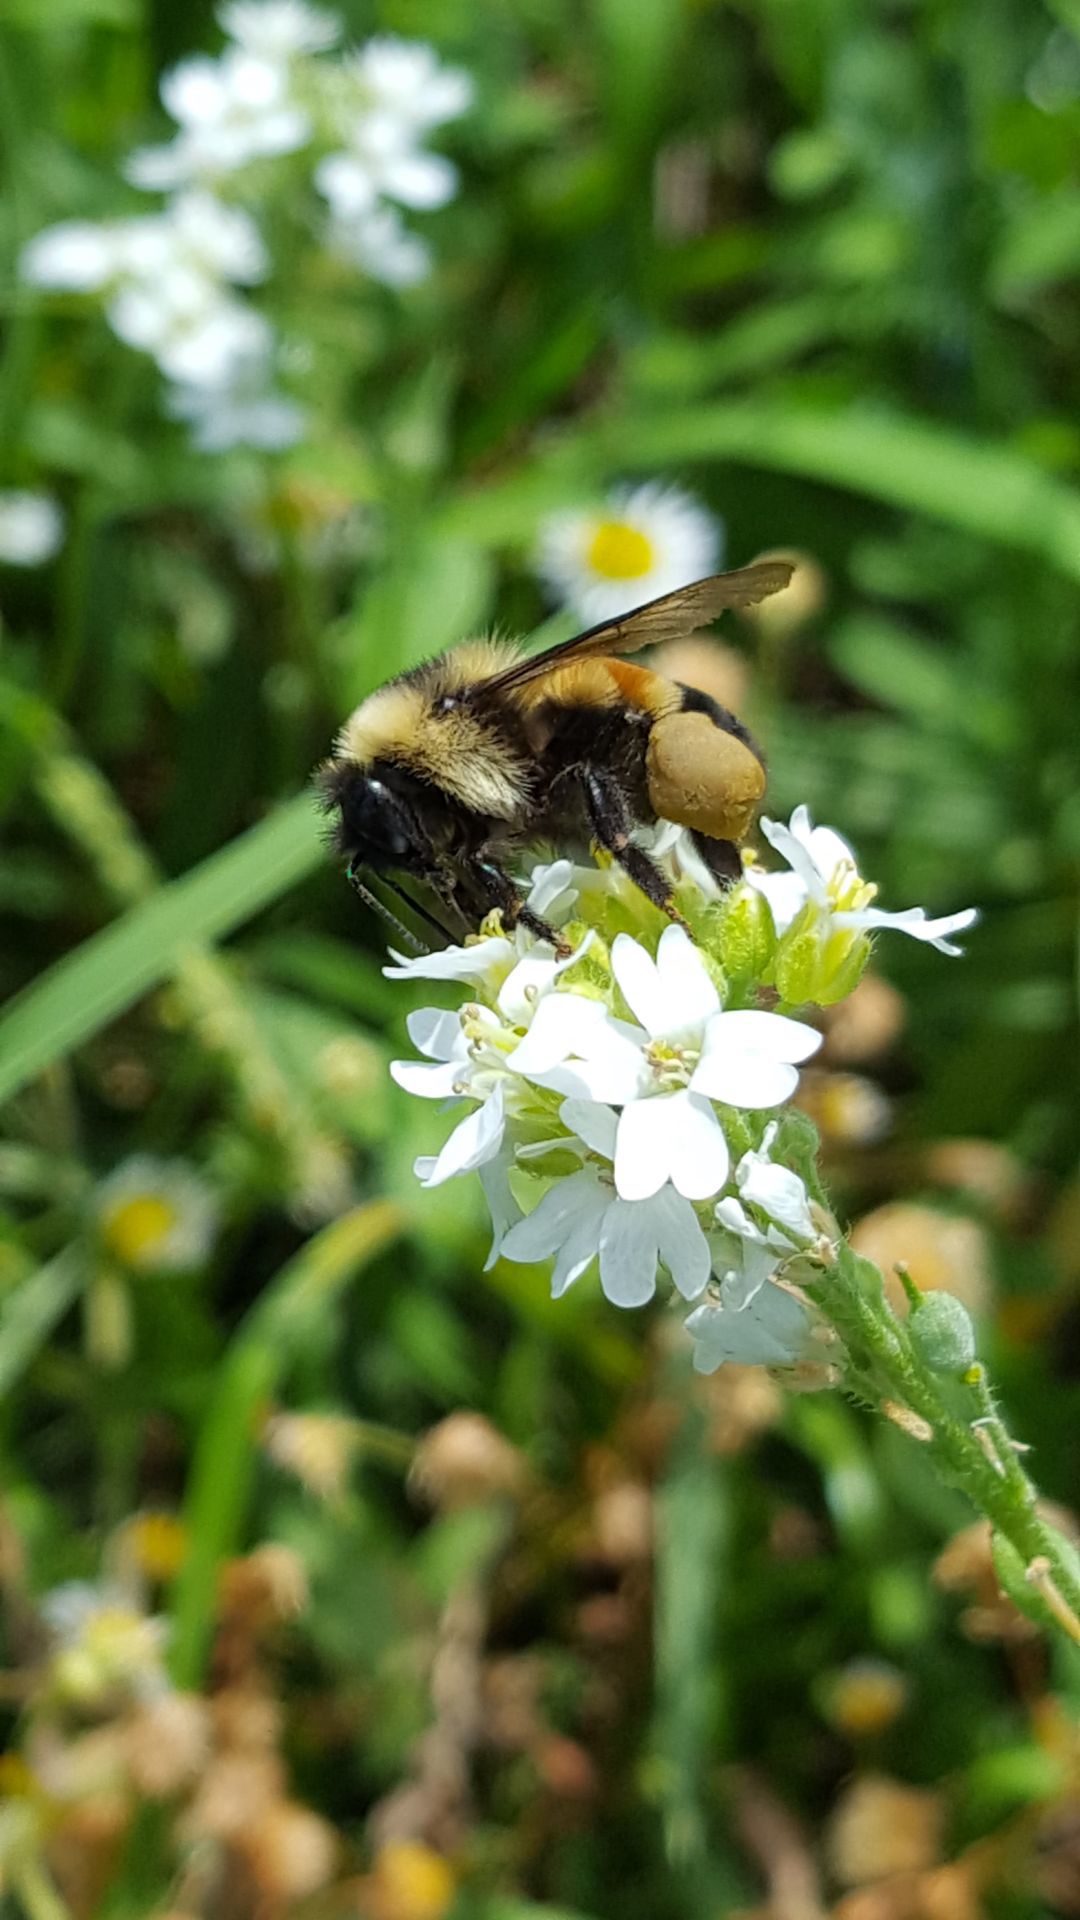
xmin=685 ymin=1277 xmax=824 ymax=1374
xmin=42 ymin=1579 xmax=168 ymax=1706
xmin=508 ymin=925 xmax=821 ymax=1202
xmin=346 ymin=36 xmax=474 ymax=132
xmin=167 ymin=367 xmax=305 ymax=450
xmin=127 ymin=48 xmax=311 ymax=188
xmin=317 ymin=138 xmax=458 ymax=218
xmin=95 ymin=1156 xmax=218 ymax=1273
xmin=749 ymin=805 xmax=979 ymax=954
xmin=220 ymin=0 xmax=341 ymax=61
xmin=327 ymin=202 xmax=433 ymax=287
xmin=21 ymin=220 xmax=126 ymax=291
xmin=537 ymin=481 xmax=722 ymax=624
xmin=0 ymin=491 xmax=64 ymax=566
xmin=109 ymin=277 xmax=271 ymax=386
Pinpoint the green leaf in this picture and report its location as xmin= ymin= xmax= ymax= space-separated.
xmin=0 ymin=796 xmax=322 ymax=1111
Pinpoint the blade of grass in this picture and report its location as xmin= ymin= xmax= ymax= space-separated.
xmin=0 ymin=1248 xmax=84 ymax=1400
xmin=168 ymin=1198 xmax=403 ymax=1689
xmin=0 ymin=794 xmax=322 ymax=1110
xmin=605 ymin=402 xmax=1080 ymax=581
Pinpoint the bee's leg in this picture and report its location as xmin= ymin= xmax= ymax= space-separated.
xmin=582 ymin=769 xmax=690 ymax=929
xmin=689 ymin=829 xmax=742 ymax=887
xmin=468 ymin=857 xmax=568 ymax=955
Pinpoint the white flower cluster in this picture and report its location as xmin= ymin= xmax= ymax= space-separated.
xmin=385 ymin=812 xmax=978 ymax=1378
xmin=21 ymin=1 xmax=472 ymax=450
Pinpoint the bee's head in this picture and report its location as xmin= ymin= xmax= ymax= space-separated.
xmin=317 ymin=758 xmax=431 ymax=876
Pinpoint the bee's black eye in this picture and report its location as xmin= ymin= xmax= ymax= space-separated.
xmin=435 ymin=694 xmax=458 ymax=715
xmin=339 ymin=774 xmax=413 ymax=861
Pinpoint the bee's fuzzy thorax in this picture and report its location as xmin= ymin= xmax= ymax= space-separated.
xmin=333 ymin=641 xmax=531 ymax=821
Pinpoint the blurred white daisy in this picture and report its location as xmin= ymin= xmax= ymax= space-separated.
xmin=537 ymin=481 xmax=722 ymax=624
xmin=219 ymin=0 xmax=341 ymax=62
xmin=42 ymin=1580 xmax=169 ymax=1706
xmin=95 ymin=1157 xmax=218 ymax=1274
xmin=0 ymin=491 xmax=64 ymax=566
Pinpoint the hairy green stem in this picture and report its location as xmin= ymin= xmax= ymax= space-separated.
xmin=813 ymin=1248 xmax=1080 ymax=1642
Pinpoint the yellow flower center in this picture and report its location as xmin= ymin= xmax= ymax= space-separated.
xmin=827 ymin=858 xmax=877 ymax=916
xmin=587 ymin=520 xmax=655 ymax=581
xmin=103 ymin=1195 xmax=177 ymax=1265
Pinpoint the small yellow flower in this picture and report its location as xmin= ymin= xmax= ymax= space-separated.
xmin=368 ymin=1841 xmax=457 ymax=1920
xmin=820 ymin=1658 xmax=909 ymax=1737
xmin=95 ymin=1156 xmax=218 ymax=1274
xmin=116 ymin=1510 xmax=188 ymax=1584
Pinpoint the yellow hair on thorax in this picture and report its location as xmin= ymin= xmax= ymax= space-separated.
xmin=333 ymin=639 xmax=530 ymax=821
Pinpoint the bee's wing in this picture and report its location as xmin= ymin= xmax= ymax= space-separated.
xmin=472 ymin=562 xmax=793 ymax=699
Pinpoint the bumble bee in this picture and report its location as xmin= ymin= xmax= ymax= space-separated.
xmin=318 ymin=562 xmax=792 ymax=947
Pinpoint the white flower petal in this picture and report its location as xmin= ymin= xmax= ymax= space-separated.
xmin=690 ymin=1051 xmax=800 ymax=1110
xmin=685 ymin=1282 xmax=818 ymax=1372
xmin=559 ymin=1098 xmax=618 ymax=1161
xmin=653 ymin=924 xmax=720 ymax=1034
xmin=383 ymin=935 xmax=514 ymax=986
xmin=649 ymin=1187 xmax=711 ymax=1299
xmin=613 ymin=1098 xmax=671 ymax=1202
xmin=703 ymin=1009 xmax=821 ymax=1065
xmin=667 ymin=1091 xmax=731 ymax=1201
xmin=406 ymin=1007 xmax=464 ymax=1061
xmin=610 ymin=934 xmax=669 ymax=1038
xmin=737 ymin=1154 xmax=815 ymax=1241
xmin=743 ymin=867 xmax=807 ymax=935
xmin=838 ymin=904 xmax=979 ymax=955
xmin=597 ymin=1201 xmax=659 ymax=1308
xmin=381 ymin=149 xmax=458 ymax=209
xmin=501 ymin=1168 xmax=606 ymax=1266
xmin=389 ymin=1057 xmax=462 ymax=1099
xmin=525 ymin=859 xmax=577 ymax=920
xmin=477 ymin=1148 xmax=521 ymax=1271
xmin=422 ymin=1081 xmax=505 ymax=1185
xmin=759 ymin=812 xmax=829 ymax=903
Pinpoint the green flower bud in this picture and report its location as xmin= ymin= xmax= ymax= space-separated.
xmin=908 ymin=1290 xmax=977 ymax=1372
xmin=772 ymin=902 xmax=828 ymax=1004
xmin=714 ymin=884 xmax=776 ymax=984
xmin=773 ymin=905 xmax=872 ymax=1006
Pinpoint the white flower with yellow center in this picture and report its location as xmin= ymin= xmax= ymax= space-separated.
xmin=95 ymin=1156 xmax=218 ymax=1274
xmin=537 ymin=481 xmax=722 ymax=624
xmin=508 ymin=925 xmax=821 ymax=1202
xmin=750 ymin=805 xmax=978 ymax=954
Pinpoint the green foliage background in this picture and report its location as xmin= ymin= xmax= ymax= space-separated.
xmin=1 ymin=0 xmax=1079 ymax=1915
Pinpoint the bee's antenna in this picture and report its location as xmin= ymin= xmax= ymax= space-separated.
xmin=346 ymin=865 xmax=427 ymax=953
